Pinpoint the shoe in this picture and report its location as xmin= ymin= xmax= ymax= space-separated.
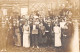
xmin=1 ymin=49 xmax=4 ymax=52
xmin=37 ymin=46 xmax=39 ymax=48
xmin=17 ymin=44 xmax=21 ymax=47
xmin=15 ymin=44 xmax=18 ymax=46
xmin=32 ymin=46 xmax=34 ymax=48
xmin=4 ymin=49 xmax=7 ymax=51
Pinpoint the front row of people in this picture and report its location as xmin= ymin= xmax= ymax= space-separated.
xmin=14 ymin=19 xmax=73 ymax=49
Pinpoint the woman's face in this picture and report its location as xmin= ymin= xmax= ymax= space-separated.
xmin=62 ymin=19 xmax=65 ymax=22
xmin=55 ymin=24 xmax=57 ymax=26
xmin=22 ymin=15 xmax=25 ymax=18
xmin=41 ymin=23 xmax=43 ymax=26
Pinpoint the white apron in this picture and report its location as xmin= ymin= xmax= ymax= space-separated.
xmin=54 ymin=26 xmax=62 ymax=47
xmin=23 ymin=25 xmax=30 ymax=48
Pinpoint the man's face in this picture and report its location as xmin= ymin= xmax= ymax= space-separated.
xmin=48 ymin=22 xmax=50 ymax=25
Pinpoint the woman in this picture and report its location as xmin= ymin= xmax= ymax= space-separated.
xmin=53 ymin=24 xmax=62 ymax=47
xmin=23 ymin=21 xmax=30 ymax=48
xmin=15 ymin=19 xmax=21 ymax=46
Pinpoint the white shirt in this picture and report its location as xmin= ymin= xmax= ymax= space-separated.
xmin=60 ymin=22 xmax=66 ymax=28
xmin=33 ymin=25 xmax=36 ymax=30
xmin=54 ymin=26 xmax=61 ymax=34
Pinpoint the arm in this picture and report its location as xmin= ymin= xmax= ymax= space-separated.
xmin=22 ymin=26 xmax=24 ymax=33
xmin=29 ymin=25 xmax=30 ymax=33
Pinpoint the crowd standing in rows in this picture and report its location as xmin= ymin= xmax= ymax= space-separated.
xmin=0 ymin=9 xmax=74 ymax=51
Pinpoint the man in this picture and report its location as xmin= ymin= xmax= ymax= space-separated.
xmin=45 ymin=20 xmax=52 ymax=47
xmin=61 ymin=19 xmax=74 ymax=52
xmin=29 ymin=18 xmax=33 ymax=47
xmin=19 ymin=16 xmax=25 ymax=46
xmin=32 ymin=22 xmax=39 ymax=48
xmin=39 ymin=23 xmax=45 ymax=45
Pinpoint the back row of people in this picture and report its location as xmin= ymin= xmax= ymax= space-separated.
xmin=0 ymin=14 xmax=73 ymax=49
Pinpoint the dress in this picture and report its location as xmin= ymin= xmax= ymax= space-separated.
xmin=54 ymin=26 xmax=62 ymax=47
xmin=15 ymin=28 xmax=21 ymax=46
xmin=23 ymin=25 xmax=30 ymax=48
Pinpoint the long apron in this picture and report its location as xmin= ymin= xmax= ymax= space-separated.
xmin=23 ymin=32 xmax=30 ymax=47
xmin=23 ymin=25 xmax=30 ymax=48
xmin=55 ymin=33 xmax=61 ymax=47
xmin=54 ymin=26 xmax=62 ymax=47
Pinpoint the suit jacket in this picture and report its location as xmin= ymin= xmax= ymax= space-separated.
xmin=45 ymin=24 xmax=52 ymax=34
xmin=40 ymin=26 xmax=45 ymax=35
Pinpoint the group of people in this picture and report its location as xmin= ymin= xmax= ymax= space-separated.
xmin=13 ymin=10 xmax=73 ymax=49
xmin=0 ymin=9 xmax=74 ymax=51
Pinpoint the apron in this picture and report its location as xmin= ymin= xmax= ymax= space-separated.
xmin=23 ymin=25 xmax=30 ymax=48
xmin=54 ymin=26 xmax=62 ymax=47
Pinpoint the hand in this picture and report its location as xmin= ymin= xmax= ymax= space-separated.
xmin=63 ymin=35 xmax=67 ymax=37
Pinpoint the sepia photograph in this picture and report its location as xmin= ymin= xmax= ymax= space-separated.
xmin=0 ymin=0 xmax=80 ymax=52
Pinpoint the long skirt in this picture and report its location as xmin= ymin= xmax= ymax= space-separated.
xmin=55 ymin=33 xmax=62 ymax=47
xmin=15 ymin=33 xmax=21 ymax=46
xmin=23 ymin=33 xmax=30 ymax=48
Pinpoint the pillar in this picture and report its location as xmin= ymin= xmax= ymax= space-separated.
xmin=71 ymin=20 xmax=79 ymax=52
